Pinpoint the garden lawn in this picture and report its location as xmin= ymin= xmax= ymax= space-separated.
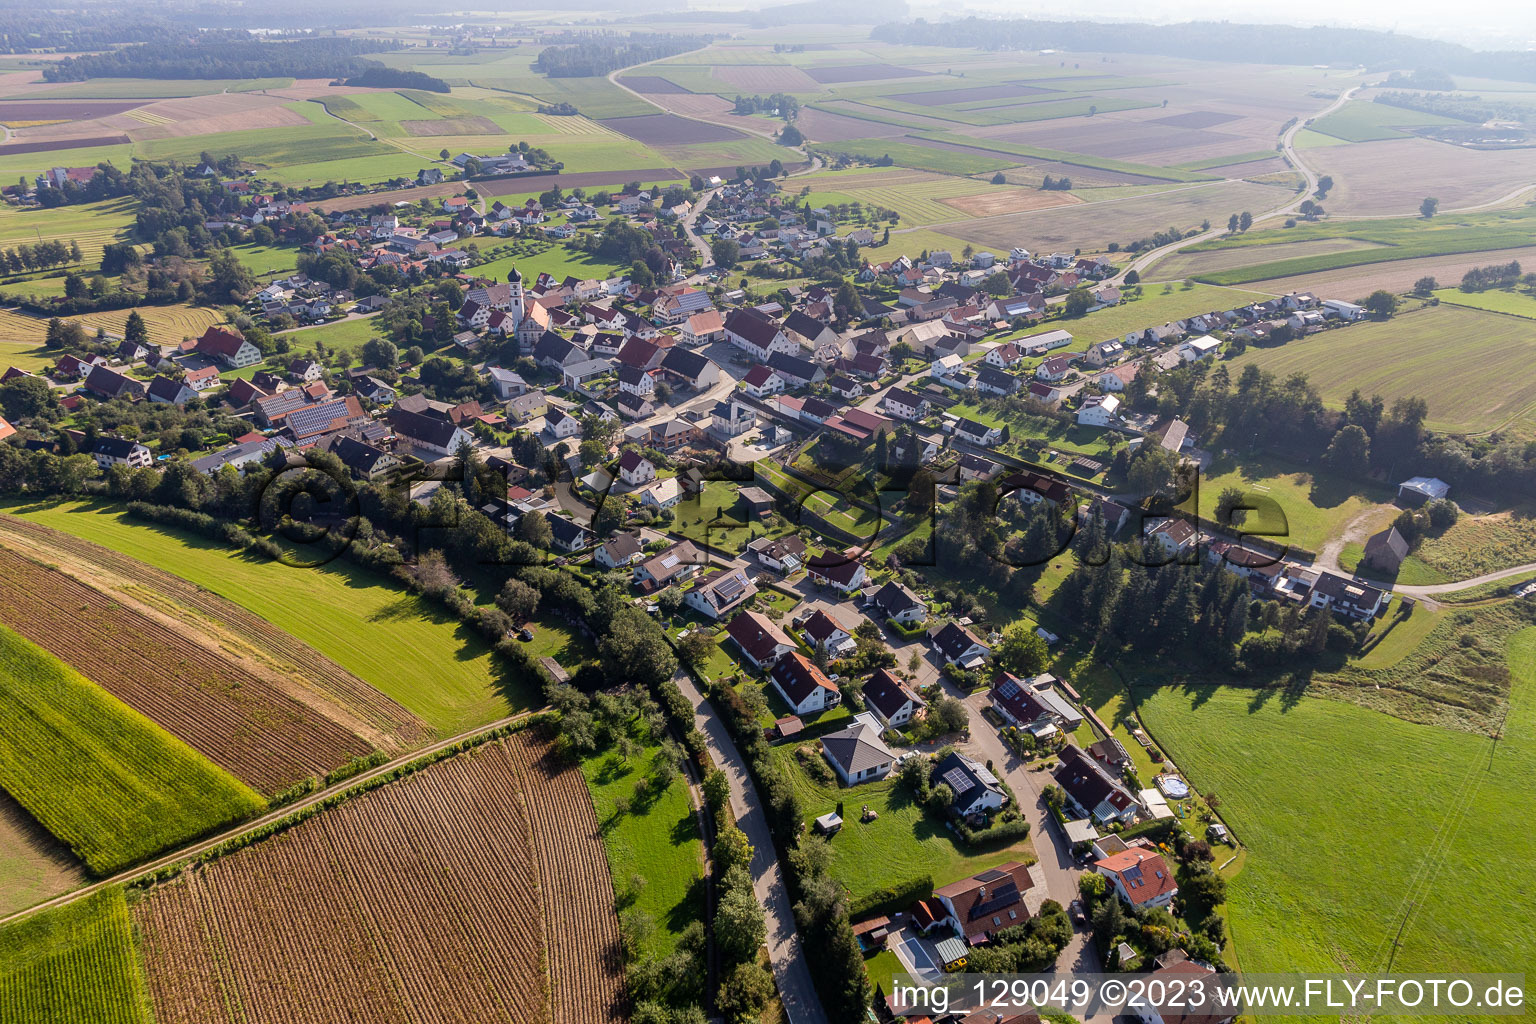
xmin=9 ymin=501 xmax=535 ymax=735
xmin=0 ymin=887 xmax=152 ymax=1024
xmin=278 ymin=313 xmax=384 ymax=354
xmin=1224 ymin=304 xmax=1536 ymax=434
xmin=1192 ymin=455 xmax=1394 ymax=555
xmin=1138 ymin=626 xmax=1536 ymax=986
xmin=670 ymin=480 xmax=793 ymax=554
xmin=770 ymin=746 xmax=1033 ymax=905
xmin=0 ymin=623 xmax=264 ymax=875
xmin=581 ymin=745 xmax=703 ymax=957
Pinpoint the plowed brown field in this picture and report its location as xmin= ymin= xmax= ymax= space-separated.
xmin=0 ymin=546 xmax=372 ymax=794
xmin=506 ymin=730 xmax=627 ymax=1024
xmin=0 ymin=514 xmax=431 ymax=753
xmin=132 ymin=732 xmax=626 ymax=1024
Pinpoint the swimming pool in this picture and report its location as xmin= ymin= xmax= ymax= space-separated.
xmin=1157 ymin=775 xmax=1191 ymax=799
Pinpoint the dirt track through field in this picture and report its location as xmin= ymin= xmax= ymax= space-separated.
xmin=0 ymin=546 xmax=373 ymax=794
xmin=0 ymin=514 xmax=431 ymax=753
xmin=131 ymin=731 xmax=625 ymax=1024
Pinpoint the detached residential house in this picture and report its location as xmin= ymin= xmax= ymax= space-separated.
xmin=862 ymin=668 xmax=925 ymax=729
xmin=881 ymin=388 xmax=930 ymax=422
xmin=146 ymin=375 xmax=197 ymax=406
xmin=543 ymin=406 xmax=581 ymax=440
xmin=724 ymin=308 xmax=797 ymax=360
xmin=1053 ymin=744 xmax=1138 ymax=825
xmin=807 ymin=553 xmax=867 ymax=594
xmin=685 ymin=567 xmax=757 ymax=620
xmin=1077 ymin=393 xmax=1121 ymax=427
xmin=740 ymin=364 xmax=784 ymax=399
xmin=91 ymin=436 xmax=152 ymax=469
xmin=930 ymin=622 xmax=989 ymax=669
xmin=934 ymin=751 xmax=1007 ymax=819
xmin=725 ymin=610 xmax=795 ymax=670
xmin=953 ymin=417 xmax=1003 ymax=447
xmin=617 ymin=450 xmax=657 ymax=487
xmin=867 ymin=580 xmax=927 ymax=625
xmin=594 ymin=532 xmax=645 ymax=570
xmin=770 ymin=651 xmax=842 ymax=716
xmin=914 ymin=862 xmax=1035 ymax=946
xmin=819 ymin=712 xmax=894 ymax=785
xmin=634 ymin=540 xmax=704 ymax=590
xmin=799 ymin=609 xmax=855 ymax=659
xmin=1097 ymin=848 xmax=1178 ymax=910
xmin=195 ymin=326 xmax=261 ymax=369
xmin=747 ymin=534 xmax=807 ymax=574
xmin=84 ymin=365 xmax=147 ymax=401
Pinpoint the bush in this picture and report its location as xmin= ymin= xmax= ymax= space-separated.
xmin=849 ymin=874 xmax=934 ymax=918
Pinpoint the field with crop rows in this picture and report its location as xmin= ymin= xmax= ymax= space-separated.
xmin=0 ymin=622 xmax=263 ymax=875
xmin=7 ymin=502 xmax=527 ymax=734
xmin=0 ymin=303 xmax=225 ymax=349
xmin=132 ymin=730 xmax=624 ymax=1024
xmin=1225 ymin=304 xmax=1536 ymax=434
xmin=0 ymin=547 xmax=373 ymax=795
xmin=0 ymin=513 xmax=433 ymax=753
xmin=0 ymin=887 xmax=152 ymax=1024
xmin=506 ymin=730 xmax=627 ymax=1023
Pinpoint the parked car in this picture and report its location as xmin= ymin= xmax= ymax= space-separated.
xmin=1069 ymin=899 xmax=1087 ymax=925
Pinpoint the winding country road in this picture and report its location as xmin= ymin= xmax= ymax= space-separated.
xmin=1114 ymin=87 xmax=1359 ymax=286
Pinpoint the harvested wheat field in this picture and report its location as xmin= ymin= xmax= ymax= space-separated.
xmin=0 ymin=304 xmax=225 ymax=347
xmin=1307 ymin=137 xmax=1536 ymax=217
xmin=0 ymin=547 xmax=374 ymax=794
xmin=132 ymin=730 xmax=626 ymax=1024
xmin=938 ymin=188 xmax=1082 ymax=217
xmin=1246 ymin=244 xmax=1536 ymax=299
xmin=0 ymin=514 xmax=432 ymax=753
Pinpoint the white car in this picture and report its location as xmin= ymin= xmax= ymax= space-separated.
xmin=1035 ymin=626 xmax=1059 ymax=645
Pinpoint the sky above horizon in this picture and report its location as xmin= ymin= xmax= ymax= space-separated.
xmin=928 ymin=0 xmax=1536 ymax=50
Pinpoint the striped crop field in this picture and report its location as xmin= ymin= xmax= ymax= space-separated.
xmin=0 ymin=304 xmax=225 ymax=348
xmin=0 ymin=623 xmax=265 ymax=875
xmin=0 ymin=887 xmax=152 ymax=1024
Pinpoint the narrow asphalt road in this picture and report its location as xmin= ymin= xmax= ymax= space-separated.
xmin=672 ymin=669 xmax=829 ymax=1024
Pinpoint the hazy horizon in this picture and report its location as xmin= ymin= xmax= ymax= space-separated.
xmin=906 ymin=0 xmax=1536 ymax=51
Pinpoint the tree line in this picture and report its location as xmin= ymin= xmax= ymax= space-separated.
xmin=533 ymin=32 xmax=710 ymax=78
xmin=40 ymin=31 xmax=437 ymax=85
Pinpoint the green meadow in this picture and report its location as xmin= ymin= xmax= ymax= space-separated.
xmin=10 ymin=501 xmax=537 ymax=735
xmin=581 ymin=743 xmax=704 ymax=957
xmin=1139 ymin=626 xmax=1536 ymax=988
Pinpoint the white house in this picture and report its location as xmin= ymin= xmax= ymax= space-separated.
xmin=1179 ymin=335 xmax=1221 ymax=362
xmin=881 ymin=388 xmax=930 ymax=421
xmin=1322 ymin=298 xmax=1365 ymax=321
xmin=771 ymin=652 xmax=843 ymax=716
xmin=934 ymin=750 xmax=1007 ymax=818
xmin=819 ymin=711 xmax=894 ymax=785
xmin=1077 ymin=393 xmax=1121 ymax=427
xmin=617 ymin=450 xmax=657 ymax=487
xmin=544 ymin=406 xmax=581 ymax=440
xmin=1096 ymin=848 xmax=1178 ymax=910
xmin=862 ymin=668 xmax=924 ymax=728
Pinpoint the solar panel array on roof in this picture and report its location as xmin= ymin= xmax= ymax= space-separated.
xmin=943 ymin=766 xmax=976 ymax=795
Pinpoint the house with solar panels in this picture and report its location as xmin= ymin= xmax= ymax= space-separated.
xmin=684 ymin=567 xmax=757 ymax=620
xmin=933 ymin=750 xmax=1007 ymax=819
